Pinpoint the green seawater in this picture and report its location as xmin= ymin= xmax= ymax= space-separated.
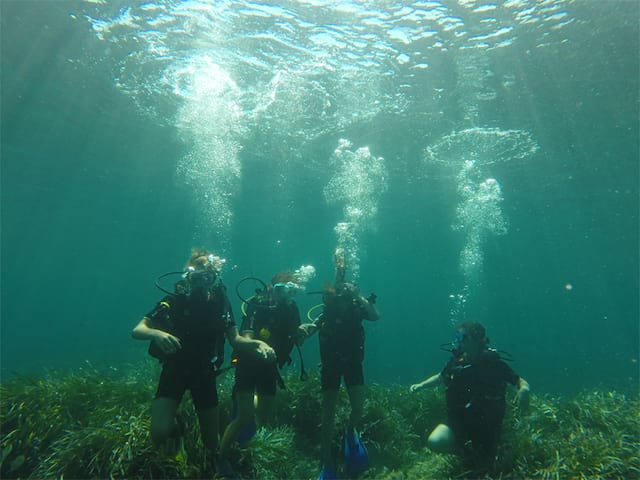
xmin=1 ymin=1 xmax=638 ymax=477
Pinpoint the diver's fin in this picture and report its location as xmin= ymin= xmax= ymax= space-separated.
xmin=344 ymin=427 xmax=369 ymax=477
xmin=214 ymin=458 xmax=238 ymax=479
xmin=318 ymin=464 xmax=337 ymax=480
xmin=237 ymin=418 xmax=257 ymax=445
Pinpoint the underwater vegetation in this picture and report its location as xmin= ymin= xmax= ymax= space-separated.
xmin=1 ymin=361 xmax=638 ymax=479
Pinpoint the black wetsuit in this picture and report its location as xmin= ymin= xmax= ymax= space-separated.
xmin=441 ymin=350 xmax=519 ymax=463
xmin=235 ymin=298 xmax=301 ymax=395
xmin=318 ymin=296 xmax=372 ymax=391
xmin=146 ymin=286 xmax=234 ymax=409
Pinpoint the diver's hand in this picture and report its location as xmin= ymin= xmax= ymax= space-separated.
xmin=409 ymin=383 xmax=423 ymax=393
xmin=294 ymin=326 xmax=307 ymax=346
xmin=152 ymin=330 xmax=182 ymax=354
xmin=255 ymin=341 xmax=276 ymax=363
xmin=296 ymin=323 xmax=318 ymax=344
xmin=515 ymin=386 xmax=530 ymax=415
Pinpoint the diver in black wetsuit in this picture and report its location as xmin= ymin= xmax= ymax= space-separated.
xmin=132 ymin=248 xmax=275 ymax=475
xmin=410 ymin=321 xmax=530 ymax=472
xmin=299 ymin=248 xmax=379 ymax=479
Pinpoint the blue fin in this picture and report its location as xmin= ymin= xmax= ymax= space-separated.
xmin=237 ymin=418 xmax=257 ymax=445
xmin=215 ymin=458 xmax=237 ymax=479
xmin=318 ymin=464 xmax=338 ymax=480
xmin=238 ymin=418 xmax=258 ymax=445
xmin=344 ymin=427 xmax=369 ymax=477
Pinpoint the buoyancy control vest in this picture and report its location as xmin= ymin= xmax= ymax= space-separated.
xmin=240 ymin=296 xmax=301 ymax=368
xmin=147 ymin=284 xmax=230 ymax=366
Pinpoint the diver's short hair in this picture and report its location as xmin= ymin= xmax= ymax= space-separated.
xmin=271 ymin=271 xmax=296 ymax=284
xmin=457 ymin=321 xmax=489 ymax=345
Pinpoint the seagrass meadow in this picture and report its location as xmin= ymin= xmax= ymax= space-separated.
xmin=1 ymin=362 xmax=638 ymax=479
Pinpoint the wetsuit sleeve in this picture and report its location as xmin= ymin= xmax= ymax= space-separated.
xmin=498 ymin=359 xmax=520 ymax=386
xmin=145 ymin=295 xmax=173 ymax=326
xmin=239 ymin=313 xmax=250 ymax=332
xmin=240 ymin=303 xmax=256 ymax=332
xmin=292 ymin=302 xmax=301 ymax=327
xmin=440 ymin=358 xmax=455 ymax=382
xmin=223 ymin=293 xmax=236 ymax=329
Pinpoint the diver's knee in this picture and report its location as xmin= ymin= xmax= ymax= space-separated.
xmin=427 ymin=424 xmax=454 ymax=453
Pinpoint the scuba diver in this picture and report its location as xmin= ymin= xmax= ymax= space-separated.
xmin=299 ymin=249 xmax=380 ymax=480
xmin=217 ymin=271 xmax=311 ymax=474
xmin=131 ymin=248 xmax=275 ymax=476
xmin=409 ymin=321 xmax=530 ymax=473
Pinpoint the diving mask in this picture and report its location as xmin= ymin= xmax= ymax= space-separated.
xmin=272 ymin=282 xmax=297 ymax=302
xmin=336 ymin=282 xmax=359 ymax=299
xmin=453 ymin=331 xmax=467 ymax=348
xmin=184 ymin=266 xmax=217 ymax=294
